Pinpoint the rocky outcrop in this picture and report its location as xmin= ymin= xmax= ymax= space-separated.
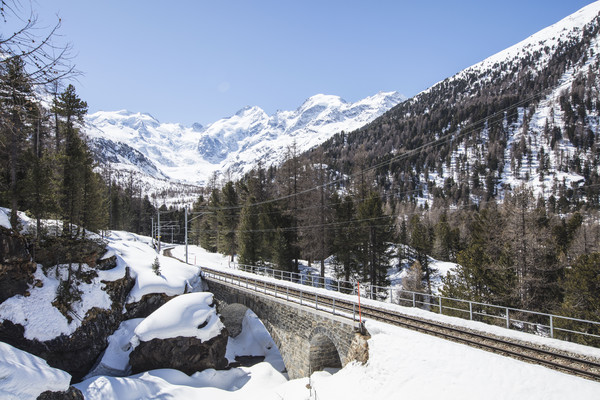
xmin=129 ymin=329 xmax=229 ymax=375
xmin=37 ymin=387 xmax=84 ymax=400
xmin=0 ymin=268 xmax=135 ymax=382
xmin=0 ymin=227 xmax=36 ymax=303
xmin=346 ymin=330 xmax=370 ymax=365
xmin=124 ymin=292 xmax=175 ymax=319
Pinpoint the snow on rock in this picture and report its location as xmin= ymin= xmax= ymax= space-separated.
xmin=76 ymin=363 xmax=288 ymax=400
xmin=0 ymin=263 xmax=118 ymax=341
xmin=225 ymin=309 xmax=286 ymax=373
xmin=127 ymin=293 xmax=228 ymax=375
xmin=131 ymin=292 xmax=224 ymax=346
xmin=0 ymin=342 xmax=71 ymax=400
xmin=105 ymin=231 xmax=203 ymax=303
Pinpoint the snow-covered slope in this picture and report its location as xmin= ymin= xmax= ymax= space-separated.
xmin=326 ymin=1 xmax=600 ymax=206
xmin=86 ymin=91 xmax=404 ymax=186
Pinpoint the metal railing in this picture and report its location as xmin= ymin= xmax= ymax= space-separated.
xmin=214 ymin=262 xmax=600 ymax=346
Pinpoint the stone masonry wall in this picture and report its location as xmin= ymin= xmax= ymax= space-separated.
xmin=207 ymin=278 xmax=366 ymax=379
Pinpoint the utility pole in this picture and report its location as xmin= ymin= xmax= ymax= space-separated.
xmin=185 ymin=206 xmax=188 ymax=263
xmin=157 ymin=210 xmax=161 ymax=253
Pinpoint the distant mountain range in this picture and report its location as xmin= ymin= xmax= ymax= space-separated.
xmin=85 ymin=91 xmax=405 ymax=187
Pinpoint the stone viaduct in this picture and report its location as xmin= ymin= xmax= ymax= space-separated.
xmin=205 ymin=276 xmax=369 ymax=379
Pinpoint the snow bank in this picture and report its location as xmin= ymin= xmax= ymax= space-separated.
xmin=131 ymin=292 xmax=224 ymax=345
xmin=0 ymin=263 xmax=122 ymax=341
xmin=286 ymin=320 xmax=600 ymax=400
xmin=76 ymin=363 xmax=288 ymax=400
xmin=106 ymin=231 xmax=203 ymax=303
xmin=0 ymin=342 xmax=71 ymax=400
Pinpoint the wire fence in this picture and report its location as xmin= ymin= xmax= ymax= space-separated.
xmin=223 ymin=262 xmax=600 ymax=347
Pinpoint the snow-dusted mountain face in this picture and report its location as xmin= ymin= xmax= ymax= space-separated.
xmin=317 ymin=2 xmax=600 ymax=208
xmin=85 ymin=91 xmax=404 ymax=188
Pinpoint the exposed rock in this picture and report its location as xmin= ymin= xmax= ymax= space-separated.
xmin=346 ymin=330 xmax=371 ymax=365
xmin=0 ymin=227 xmax=36 ymax=303
xmin=124 ymin=292 xmax=175 ymax=319
xmin=33 ymin=236 xmax=106 ymax=269
xmin=129 ymin=329 xmax=229 ymax=375
xmin=96 ymin=254 xmax=117 ymax=271
xmin=219 ymin=303 xmax=249 ymax=338
xmin=37 ymin=387 xmax=84 ymax=400
xmin=0 ymin=267 xmax=135 ymax=382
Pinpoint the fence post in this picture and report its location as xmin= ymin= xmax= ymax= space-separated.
xmin=550 ymin=315 xmax=554 ymax=338
xmin=412 ymin=292 xmax=416 ymax=308
xmin=506 ymin=308 xmax=510 ymax=329
xmin=469 ymin=302 xmax=473 ymax=321
xmin=333 ymin=298 xmax=336 ymax=315
xmin=439 ymin=296 xmax=443 ymax=314
xmin=389 ymin=288 xmax=393 ymax=304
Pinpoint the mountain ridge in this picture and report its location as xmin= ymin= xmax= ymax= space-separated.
xmin=86 ymin=91 xmax=405 ymax=188
xmin=313 ymin=1 xmax=600 ymax=209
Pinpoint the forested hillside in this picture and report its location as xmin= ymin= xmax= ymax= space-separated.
xmin=188 ymin=4 xmax=600 ymax=344
xmin=318 ymin=5 xmax=600 ymax=210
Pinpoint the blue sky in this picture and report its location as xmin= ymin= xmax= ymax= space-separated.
xmin=33 ymin=0 xmax=597 ymax=125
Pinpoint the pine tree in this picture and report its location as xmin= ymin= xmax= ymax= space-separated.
xmin=54 ymin=84 xmax=89 ymax=237
xmin=558 ymin=253 xmax=600 ymax=345
xmin=0 ymin=57 xmax=35 ymax=229
xmin=218 ymin=181 xmax=238 ymax=261
xmin=200 ymin=189 xmax=220 ymax=252
xmin=331 ymin=193 xmax=359 ymax=282
xmin=152 ymin=256 xmax=161 ymax=276
xmin=238 ymin=196 xmax=260 ymax=266
xmin=409 ymin=214 xmax=435 ymax=295
xmin=356 ymin=191 xmax=395 ymax=294
xmin=442 ymin=206 xmax=515 ymax=307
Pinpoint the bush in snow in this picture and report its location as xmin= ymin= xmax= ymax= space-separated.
xmin=152 ymin=257 xmax=161 ymax=276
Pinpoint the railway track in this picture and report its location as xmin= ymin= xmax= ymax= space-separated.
xmin=202 ymin=266 xmax=600 ymax=382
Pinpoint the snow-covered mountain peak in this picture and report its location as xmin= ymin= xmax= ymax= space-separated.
xmin=88 ymin=110 xmax=160 ymax=129
xmin=452 ymin=1 xmax=600 ymax=88
xmin=87 ymin=91 xmax=404 ymax=186
xmin=299 ymin=94 xmax=347 ymax=109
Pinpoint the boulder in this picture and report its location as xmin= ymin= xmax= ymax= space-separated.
xmin=129 ymin=330 xmax=229 ymax=375
xmin=37 ymin=387 xmax=85 ymax=400
xmin=124 ymin=292 xmax=175 ymax=319
xmin=128 ymin=292 xmax=229 ymax=375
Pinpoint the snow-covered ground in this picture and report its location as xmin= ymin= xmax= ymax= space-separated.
xmin=0 ymin=342 xmax=71 ymax=399
xmin=75 ymin=318 xmax=600 ymax=400
xmin=1 ymin=230 xmax=599 ymax=398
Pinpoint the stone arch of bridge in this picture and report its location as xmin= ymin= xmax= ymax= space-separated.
xmin=308 ymin=325 xmax=343 ymax=373
xmin=217 ymin=301 xmax=289 ymax=371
